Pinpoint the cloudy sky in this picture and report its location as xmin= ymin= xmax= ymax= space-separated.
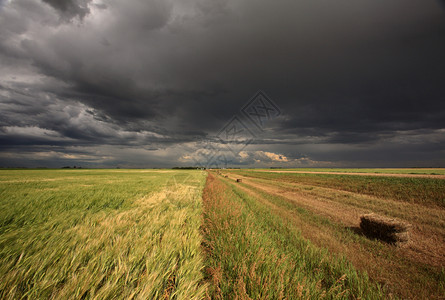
xmin=0 ymin=0 xmax=444 ymax=168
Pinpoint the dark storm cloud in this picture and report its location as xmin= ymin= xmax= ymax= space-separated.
xmin=0 ymin=0 xmax=444 ymax=167
xmin=41 ymin=0 xmax=91 ymax=20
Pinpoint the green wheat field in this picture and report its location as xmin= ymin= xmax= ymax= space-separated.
xmin=0 ymin=169 xmax=444 ymax=299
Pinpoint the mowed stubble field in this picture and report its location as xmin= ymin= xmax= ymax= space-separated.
xmin=0 ymin=168 xmax=444 ymax=299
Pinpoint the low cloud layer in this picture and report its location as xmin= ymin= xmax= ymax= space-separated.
xmin=0 ymin=0 xmax=444 ymax=167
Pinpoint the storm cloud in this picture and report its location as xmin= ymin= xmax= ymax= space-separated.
xmin=0 ymin=0 xmax=444 ymax=167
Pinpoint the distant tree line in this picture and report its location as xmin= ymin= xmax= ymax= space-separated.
xmin=172 ymin=167 xmax=203 ymax=170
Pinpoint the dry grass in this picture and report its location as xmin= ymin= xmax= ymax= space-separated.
xmin=221 ymin=170 xmax=445 ymax=299
xmin=202 ymin=173 xmax=385 ymax=299
xmin=261 ymin=170 xmax=445 ymax=179
xmin=232 ymin=170 xmax=445 ymax=208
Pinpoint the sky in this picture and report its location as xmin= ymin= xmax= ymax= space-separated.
xmin=0 ymin=0 xmax=444 ymax=168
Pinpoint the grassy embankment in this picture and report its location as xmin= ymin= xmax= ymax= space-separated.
xmin=0 ymin=169 xmax=207 ymax=299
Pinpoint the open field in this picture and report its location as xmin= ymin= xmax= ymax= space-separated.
xmin=220 ymin=169 xmax=445 ymax=299
xmin=0 ymin=169 xmax=207 ymax=299
xmin=202 ymin=173 xmax=385 ymax=299
xmin=258 ymin=168 xmax=445 ymax=175
xmin=236 ymin=170 xmax=445 ymax=207
xmin=1 ymin=168 xmax=444 ymax=299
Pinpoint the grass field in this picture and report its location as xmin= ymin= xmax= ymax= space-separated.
xmin=221 ymin=169 xmax=445 ymax=299
xmin=259 ymin=168 xmax=445 ymax=175
xmin=0 ymin=169 xmax=207 ymax=299
xmin=202 ymin=173 xmax=384 ymax=299
xmin=234 ymin=170 xmax=445 ymax=207
xmin=0 ymin=168 xmax=443 ymax=299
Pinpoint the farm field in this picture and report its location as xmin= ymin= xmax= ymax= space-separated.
xmin=258 ymin=168 xmax=445 ymax=175
xmin=0 ymin=169 xmax=444 ymax=299
xmin=219 ymin=169 xmax=445 ymax=299
xmin=0 ymin=169 xmax=207 ymax=299
xmin=202 ymin=172 xmax=384 ymax=299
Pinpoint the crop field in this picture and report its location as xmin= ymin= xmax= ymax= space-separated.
xmin=259 ymin=168 xmax=445 ymax=175
xmin=219 ymin=169 xmax=445 ymax=299
xmin=0 ymin=169 xmax=207 ymax=299
xmin=0 ymin=168 xmax=444 ymax=299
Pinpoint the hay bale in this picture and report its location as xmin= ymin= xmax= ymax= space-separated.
xmin=236 ymin=179 xmax=242 ymax=183
xmin=360 ymin=213 xmax=411 ymax=245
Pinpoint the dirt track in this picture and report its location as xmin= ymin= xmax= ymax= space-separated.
xmin=257 ymin=170 xmax=445 ymax=179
